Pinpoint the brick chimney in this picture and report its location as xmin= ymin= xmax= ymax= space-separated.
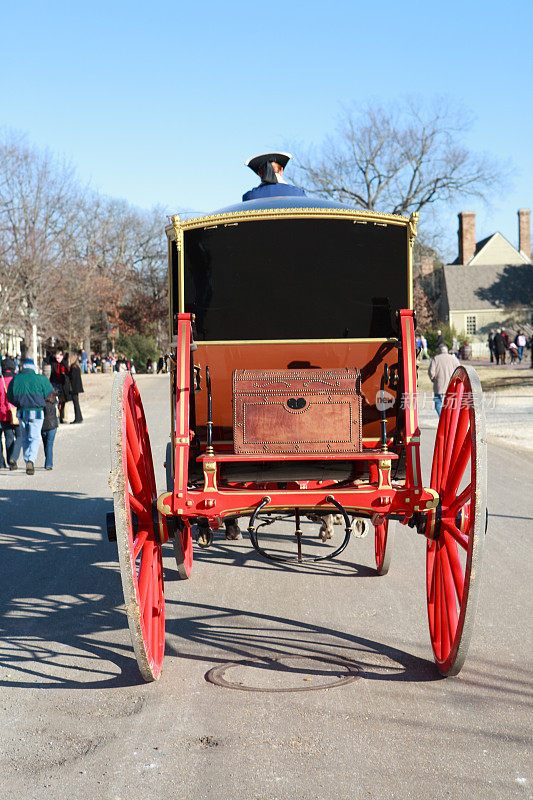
xmin=458 ymin=212 xmax=476 ymax=264
xmin=518 ymin=209 xmax=531 ymax=259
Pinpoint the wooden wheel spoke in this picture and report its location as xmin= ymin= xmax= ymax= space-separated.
xmin=128 ymin=492 xmax=151 ymax=523
xmin=440 ymin=384 xmax=465 ymax=489
xmin=138 ymin=538 xmax=153 ymax=603
xmin=133 ymin=528 xmax=150 ymax=559
xmin=129 ymin=390 xmax=157 ymax=499
xmin=439 ymin=559 xmax=451 ymax=658
xmin=126 ymin=404 xmax=153 ymax=498
xmin=444 ymin=431 xmax=472 ymax=504
xmin=445 ymin=483 xmax=473 ymax=522
xmin=439 ymin=542 xmax=459 ymax=636
xmin=443 ymin=530 xmax=465 ymax=604
xmin=150 ymin=553 xmax=161 ymax=656
xmin=143 ymin=567 xmax=154 ymax=643
xmin=441 ymin=519 xmax=469 ymax=551
xmin=434 ymin=549 xmax=442 ymax=661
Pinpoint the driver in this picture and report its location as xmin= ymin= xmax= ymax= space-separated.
xmin=242 ymin=152 xmax=306 ymax=201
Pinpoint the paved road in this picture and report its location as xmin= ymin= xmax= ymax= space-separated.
xmin=1 ymin=375 xmax=531 ymax=800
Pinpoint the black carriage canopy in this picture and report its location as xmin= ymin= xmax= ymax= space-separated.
xmin=177 ymin=201 xmax=410 ymax=340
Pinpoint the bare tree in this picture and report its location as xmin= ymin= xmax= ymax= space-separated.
xmin=0 ymin=133 xmax=82 ymax=348
xmin=292 ymin=98 xmax=509 ymax=216
xmin=0 ymin=130 xmax=169 ymax=355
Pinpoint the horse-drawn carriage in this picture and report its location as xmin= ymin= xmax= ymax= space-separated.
xmin=107 ymin=196 xmax=487 ymax=681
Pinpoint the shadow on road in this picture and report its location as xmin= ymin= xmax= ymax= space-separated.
xmin=2 ymin=489 xmax=529 ymax=701
xmin=163 ymin=598 xmax=442 ymax=684
xmin=0 ymin=488 xmax=144 ymax=689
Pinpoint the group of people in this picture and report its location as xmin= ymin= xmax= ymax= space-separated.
xmin=80 ymin=351 xmax=134 ymax=373
xmin=0 ymin=349 xmax=85 ymax=473
xmin=0 ymin=356 xmax=56 ymax=473
xmin=146 ymin=355 xmax=168 ymax=374
xmin=488 ymin=329 xmax=527 ymax=365
xmin=48 ymin=350 xmax=84 ymax=424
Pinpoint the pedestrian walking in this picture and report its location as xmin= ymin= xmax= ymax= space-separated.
xmin=488 ymin=329 xmax=495 ymax=363
xmin=68 ymin=353 xmax=84 ymax=423
xmin=41 ymin=391 xmax=59 ymax=469
xmin=515 ymin=330 xmax=526 ymax=363
xmin=493 ymin=329 xmax=506 ymax=365
xmin=6 ymin=357 xmax=54 ymax=474
xmin=80 ymin=348 xmax=89 ymax=374
xmin=50 ymin=350 xmax=71 ymax=422
xmin=428 ymin=345 xmax=460 ymax=416
xmin=420 ymin=334 xmax=428 ymax=359
xmin=436 ymin=329 xmax=445 ymax=347
xmin=0 ymin=365 xmax=23 ymax=469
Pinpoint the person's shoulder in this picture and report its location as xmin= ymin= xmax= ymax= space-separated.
xmin=276 ymin=183 xmax=305 ymax=196
xmin=37 ymin=373 xmax=54 ymax=389
xmin=242 ymin=185 xmax=261 ymax=201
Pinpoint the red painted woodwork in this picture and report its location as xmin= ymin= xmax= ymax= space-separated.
xmin=193 ymin=340 xmax=399 ymax=445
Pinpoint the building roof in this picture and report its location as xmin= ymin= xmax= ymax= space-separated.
xmin=452 ymin=231 xmax=529 ymax=266
xmin=444 ymin=262 xmax=533 ymax=310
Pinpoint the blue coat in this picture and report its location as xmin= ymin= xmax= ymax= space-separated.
xmin=242 ymin=183 xmax=306 ymax=202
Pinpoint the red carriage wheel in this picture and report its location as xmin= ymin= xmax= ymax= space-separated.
xmin=426 ymin=366 xmax=487 ymax=676
xmin=110 ymin=372 xmax=165 ymax=681
xmin=374 ymin=520 xmax=394 ymax=575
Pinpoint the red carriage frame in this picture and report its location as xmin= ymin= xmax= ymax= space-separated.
xmin=108 ymin=202 xmax=487 ymax=682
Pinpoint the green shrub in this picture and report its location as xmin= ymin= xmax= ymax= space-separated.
xmin=116 ymin=334 xmax=158 ymax=373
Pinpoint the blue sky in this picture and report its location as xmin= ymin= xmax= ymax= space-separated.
xmin=1 ymin=0 xmax=531 ymax=257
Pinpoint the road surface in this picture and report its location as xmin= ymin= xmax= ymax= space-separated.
xmin=0 ymin=374 xmax=531 ymax=800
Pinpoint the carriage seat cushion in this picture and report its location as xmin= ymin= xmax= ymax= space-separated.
xmin=232 ymin=368 xmax=362 ymax=455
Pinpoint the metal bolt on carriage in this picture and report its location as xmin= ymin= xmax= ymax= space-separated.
xmin=107 ymin=196 xmax=487 ymax=681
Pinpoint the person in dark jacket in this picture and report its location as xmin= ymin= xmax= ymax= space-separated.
xmin=68 ymin=353 xmax=84 ymax=423
xmin=242 ymin=152 xmax=306 ymax=201
xmin=488 ymin=329 xmax=495 ymax=363
xmin=50 ymin=350 xmax=71 ymax=422
xmin=493 ymin=329 xmax=507 ymax=365
xmin=41 ymin=391 xmax=58 ymax=469
xmin=6 ymin=357 xmax=54 ymax=474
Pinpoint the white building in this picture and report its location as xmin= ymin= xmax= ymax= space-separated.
xmin=441 ymin=209 xmax=532 ymax=338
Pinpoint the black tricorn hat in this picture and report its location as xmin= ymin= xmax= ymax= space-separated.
xmin=246 ymin=151 xmax=292 ymax=175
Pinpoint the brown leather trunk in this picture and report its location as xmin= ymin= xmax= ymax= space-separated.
xmin=232 ymin=368 xmax=362 ymax=454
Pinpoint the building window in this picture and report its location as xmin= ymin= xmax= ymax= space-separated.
xmin=466 ymin=315 xmax=477 ymax=335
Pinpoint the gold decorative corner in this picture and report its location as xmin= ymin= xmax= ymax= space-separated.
xmin=408 ymin=212 xmax=419 ymax=243
xmin=171 ymin=216 xmax=183 ymax=252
